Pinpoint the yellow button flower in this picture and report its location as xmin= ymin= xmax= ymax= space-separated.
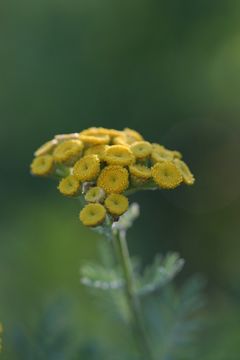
xmin=31 ymin=155 xmax=54 ymax=176
xmin=84 ymin=144 xmax=109 ymax=160
xmin=112 ymin=135 xmax=129 ymax=146
xmin=80 ymin=203 xmax=106 ymax=227
xmin=124 ymin=128 xmax=143 ymax=142
xmin=73 ymin=154 xmax=100 ymax=181
xmin=174 ymin=159 xmax=195 ymax=185
xmin=80 ymin=127 xmax=122 ymax=138
xmin=53 ymin=140 xmax=83 ymax=165
xmin=104 ymin=145 xmax=135 ymax=166
xmin=55 ymin=133 xmax=80 ymax=141
xmin=129 ymin=164 xmax=152 ymax=179
xmin=58 ymin=175 xmax=81 ymax=196
xmin=130 ymin=141 xmax=152 ymax=159
xmin=34 ymin=139 xmax=57 ymax=157
xmin=79 ymin=133 xmax=110 ymax=145
xmin=151 ymin=144 xmax=181 ymax=163
xmin=85 ymin=186 xmax=105 ymax=203
xmin=105 ymin=194 xmax=129 ymax=216
xmin=151 ymin=161 xmax=182 ymax=189
xmin=97 ymin=165 xmax=129 ymax=194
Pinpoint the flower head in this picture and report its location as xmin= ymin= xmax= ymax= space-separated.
xmin=73 ymin=154 xmax=100 ymax=181
xmin=97 ymin=165 xmax=129 ymax=194
xmin=105 ymin=194 xmax=129 ymax=216
xmin=130 ymin=141 xmax=152 ymax=159
xmin=31 ymin=126 xmax=195 ymax=229
xmin=80 ymin=203 xmax=106 ymax=227
xmin=85 ymin=186 xmax=105 ymax=203
xmin=31 ymin=155 xmax=54 ymax=176
xmin=58 ymin=175 xmax=81 ymax=196
xmin=53 ymin=140 xmax=83 ymax=165
xmin=104 ymin=145 xmax=135 ymax=166
xmin=151 ymin=161 xmax=182 ymax=189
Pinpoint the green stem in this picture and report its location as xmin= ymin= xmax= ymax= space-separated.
xmin=112 ymin=228 xmax=154 ymax=360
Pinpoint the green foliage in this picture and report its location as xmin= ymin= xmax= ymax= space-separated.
xmin=145 ymin=276 xmax=206 ymax=360
xmin=3 ymin=277 xmax=205 ymax=360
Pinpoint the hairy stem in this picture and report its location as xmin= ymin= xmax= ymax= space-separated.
xmin=112 ymin=228 xmax=154 ymax=360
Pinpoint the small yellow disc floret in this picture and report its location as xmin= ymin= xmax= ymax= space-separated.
xmin=151 ymin=161 xmax=182 ymax=189
xmin=130 ymin=141 xmax=152 ymax=159
xmin=97 ymin=165 xmax=129 ymax=194
xmin=73 ymin=154 xmax=100 ymax=181
xmin=174 ymin=159 xmax=195 ymax=185
xmin=58 ymin=175 xmax=80 ymax=196
xmin=105 ymin=194 xmax=129 ymax=216
xmin=80 ymin=203 xmax=106 ymax=227
xmin=31 ymin=155 xmax=54 ymax=176
xmin=104 ymin=145 xmax=135 ymax=166
xmin=53 ymin=140 xmax=83 ymax=164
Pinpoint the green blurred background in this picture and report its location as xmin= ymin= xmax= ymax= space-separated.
xmin=1 ymin=0 xmax=240 ymax=358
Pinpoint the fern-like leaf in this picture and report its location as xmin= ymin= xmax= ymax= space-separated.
xmin=137 ymin=253 xmax=184 ymax=296
xmin=80 ymin=262 xmax=124 ymax=290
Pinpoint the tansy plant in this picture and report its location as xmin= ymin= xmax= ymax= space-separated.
xmin=30 ymin=127 xmax=195 ymax=360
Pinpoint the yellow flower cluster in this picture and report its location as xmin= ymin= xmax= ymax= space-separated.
xmin=31 ymin=127 xmax=195 ymax=227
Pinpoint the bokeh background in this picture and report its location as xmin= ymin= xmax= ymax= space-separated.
xmin=1 ymin=0 xmax=240 ymax=358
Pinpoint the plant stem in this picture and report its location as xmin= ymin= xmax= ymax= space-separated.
xmin=112 ymin=228 xmax=154 ymax=360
